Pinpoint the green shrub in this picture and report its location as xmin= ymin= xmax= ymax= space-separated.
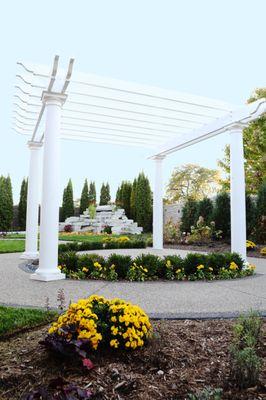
xmin=224 ymin=252 xmax=244 ymax=271
xmin=212 ymin=192 xmax=230 ymax=239
xmin=181 ymin=198 xmax=199 ymax=233
xmin=205 ymin=253 xmax=227 ymax=275
xmin=230 ymin=312 xmax=263 ymax=388
xmin=182 ymin=253 xmax=207 ymax=276
xmin=107 ymin=254 xmax=132 ymax=279
xmin=58 ymin=251 xmax=78 ymax=272
xmin=134 ymin=254 xmax=164 ymax=278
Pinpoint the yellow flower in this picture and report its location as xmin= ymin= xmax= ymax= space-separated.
xmin=209 ymin=267 xmax=213 ymax=272
xmin=229 ymin=262 xmax=238 ymax=271
xmin=197 ymin=264 xmax=204 ymax=270
xmin=110 ymin=339 xmax=119 ymax=348
xmin=176 ymin=269 xmax=181 ymax=273
xmin=82 ymin=267 xmax=88 ymax=273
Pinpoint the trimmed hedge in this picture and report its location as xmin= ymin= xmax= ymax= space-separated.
xmin=58 ymin=239 xmax=147 ymax=253
xmin=58 ymin=251 xmax=254 ymax=281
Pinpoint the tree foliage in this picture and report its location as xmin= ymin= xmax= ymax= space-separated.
xmin=254 ymin=180 xmax=266 ymax=242
xmin=61 ymin=179 xmax=74 ymax=221
xmin=196 ymin=197 xmax=213 ymax=225
xmin=79 ymin=179 xmax=89 ymax=215
xmin=99 ymin=183 xmax=111 ymax=205
xmin=166 ymin=163 xmax=220 ymax=202
xmin=219 ymin=88 xmax=266 ymax=194
xmin=130 ymin=178 xmax=137 ymax=221
xmin=135 ymin=172 xmax=152 ymax=232
xmin=212 ymin=192 xmax=231 ymax=239
xmin=18 ymin=178 xmax=28 ymax=230
xmin=0 ymin=175 xmax=14 ymax=232
xmin=115 ymin=181 xmax=132 ymax=218
xmin=180 ymin=199 xmax=198 ymax=233
xmin=88 ymin=182 xmax=96 ymax=205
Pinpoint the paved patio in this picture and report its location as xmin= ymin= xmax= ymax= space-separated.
xmin=0 ymin=249 xmax=265 ymax=318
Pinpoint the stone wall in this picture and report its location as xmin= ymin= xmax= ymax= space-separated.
xmin=163 ymin=203 xmax=184 ymax=225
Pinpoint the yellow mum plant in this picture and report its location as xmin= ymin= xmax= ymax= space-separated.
xmin=43 ymin=295 xmax=152 ymax=368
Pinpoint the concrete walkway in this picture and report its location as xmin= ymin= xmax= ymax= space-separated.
xmin=0 ymin=250 xmax=265 ymax=318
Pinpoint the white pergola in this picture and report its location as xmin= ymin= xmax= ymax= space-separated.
xmin=13 ymin=55 xmax=266 ymax=281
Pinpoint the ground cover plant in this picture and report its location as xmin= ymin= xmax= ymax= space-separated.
xmin=0 ymin=306 xmax=57 ymax=338
xmin=0 ymin=317 xmax=265 ymax=399
xmin=58 ymin=251 xmax=256 ymax=281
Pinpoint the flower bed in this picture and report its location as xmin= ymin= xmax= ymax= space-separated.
xmin=58 ymin=251 xmax=256 ymax=281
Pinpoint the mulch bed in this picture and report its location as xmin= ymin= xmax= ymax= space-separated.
xmin=0 ymin=320 xmax=265 ymax=400
xmin=165 ymin=242 xmax=265 ymax=259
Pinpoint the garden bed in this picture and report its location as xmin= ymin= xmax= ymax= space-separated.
xmin=165 ymin=242 xmax=266 ymax=259
xmin=0 ymin=319 xmax=265 ymax=399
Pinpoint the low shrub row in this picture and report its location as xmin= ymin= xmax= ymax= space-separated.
xmin=58 ymin=238 xmax=147 ymax=253
xmin=58 ymin=251 xmax=255 ymax=281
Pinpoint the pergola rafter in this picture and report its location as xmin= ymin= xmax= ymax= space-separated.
xmin=13 ymin=55 xmax=266 ymax=281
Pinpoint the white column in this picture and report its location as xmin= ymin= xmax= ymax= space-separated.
xmin=31 ymin=91 xmax=66 ymax=281
xmin=230 ymin=125 xmax=246 ymax=260
xmin=21 ymin=141 xmax=42 ymax=260
xmin=153 ymin=156 xmax=164 ymax=249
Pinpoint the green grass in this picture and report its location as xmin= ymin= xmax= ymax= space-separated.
xmin=0 ymin=306 xmax=58 ymax=337
xmin=5 ymin=233 xmax=26 ymax=239
xmin=0 ymin=240 xmax=25 ymax=253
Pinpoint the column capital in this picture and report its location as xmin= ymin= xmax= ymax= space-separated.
xmin=27 ymin=140 xmax=43 ymax=150
xmin=153 ymin=155 xmax=166 ymax=161
xmin=42 ymin=91 xmax=67 ymax=106
xmin=228 ymin=123 xmax=247 ymax=133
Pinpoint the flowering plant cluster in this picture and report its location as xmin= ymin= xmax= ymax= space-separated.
xmin=246 ymin=240 xmax=256 ymax=251
xmin=102 ymin=235 xmax=130 ymax=244
xmin=58 ymin=252 xmax=256 ymax=282
xmin=260 ymin=247 xmax=266 ymax=256
xmin=43 ymin=295 xmax=152 ymax=367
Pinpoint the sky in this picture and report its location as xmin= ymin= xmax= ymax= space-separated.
xmin=0 ymin=0 xmax=265 ymax=204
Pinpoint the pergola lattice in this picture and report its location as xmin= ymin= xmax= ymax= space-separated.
xmin=13 ymin=56 xmax=266 ymax=281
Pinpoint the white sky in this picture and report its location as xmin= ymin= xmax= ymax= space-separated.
xmin=1 ymin=0 xmax=265 ymax=203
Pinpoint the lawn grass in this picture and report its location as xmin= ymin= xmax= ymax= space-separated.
xmin=5 ymin=233 xmax=26 ymax=239
xmin=0 ymin=306 xmax=58 ymax=338
xmin=0 ymin=240 xmax=25 ymax=253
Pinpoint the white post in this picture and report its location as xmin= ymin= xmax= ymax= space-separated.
xmin=31 ymin=91 xmax=66 ymax=281
xmin=230 ymin=125 xmax=247 ymax=260
xmin=153 ymin=156 xmax=164 ymax=249
xmin=21 ymin=141 xmax=42 ymax=260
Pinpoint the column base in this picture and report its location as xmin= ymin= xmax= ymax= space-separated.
xmin=30 ymin=270 xmax=65 ymax=282
xmin=20 ymin=251 xmax=39 ymax=260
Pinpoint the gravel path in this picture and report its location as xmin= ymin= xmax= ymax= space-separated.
xmin=0 ymin=249 xmax=265 ymax=318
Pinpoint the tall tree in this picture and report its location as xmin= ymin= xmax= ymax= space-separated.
xmin=196 ymin=197 xmax=213 ymax=225
xmin=181 ymin=198 xmax=198 ymax=233
xmin=212 ymin=192 xmax=231 ymax=239
xmin=218 ymin=88 xmax=266 ymax=194
xmin=246 ymin=194 xmax=256 ymax=238
xmin=0 ymin=175 xmax=14 ymax=232
xmin=135 ymin=172 xmax=152 ymax=232
xmin=18 ymin=178 xmax=28 ymax=230
xmin=88 ymin=181 xmax=96 ymax=205
xmin=117 ymin=181 xmax=132 ymax=217
xmin=79 ymin=179 xmax=89 ymax=214
xmin=166 ymin=163 xmax=221 ymax=202
xmin=130 ymin=178 xmax=137 ymax=221
xmin=61 ymin=179 xmax=74 ymax=221
xmin=99 ymin=183 xmax=111 ymax=205
xmin=115 ymin=185 xmax=122 ymax=206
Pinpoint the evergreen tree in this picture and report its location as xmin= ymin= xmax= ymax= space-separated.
xmin=88 ymin=181 xmax=96 ymax=205
xmin=18 ymin=178 xmax=28 ymax=230
xmin=130 ymin=178 xmax=137 ymax=221
xmin=115 ymin=185 xmax=121 ymax=206
xmin=99 ymin=183 xmax=111 ymax=205
xmin=61 ymin=179 xmax=74 ymax=221
xmin=212 ymin=192 xmax=231 ymax=239
xmin=79 ymin=179 xmax=89 ymax=214
xmin=118 ymin=181 xmax=132 ymax=217
xmin=196 ymin=197 xmax=213 ymax=225
xmin=255 ymin=180 xmax=266 ymax=243
xmin=135 ymin=173 xmax=152 ymax=232
xmin=0 ymin=175 xmax=14 ymax=232
xmin=246 ymin=194 xmax=256 ymax=238
xmin=181 ymin=198 xmax=199 ymax=233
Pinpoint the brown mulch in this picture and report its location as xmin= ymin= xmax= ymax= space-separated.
xmin=165 ymin=242 xmax=266 ymax=258
xmin=0 ymin=320 xmax=265 ymax=400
